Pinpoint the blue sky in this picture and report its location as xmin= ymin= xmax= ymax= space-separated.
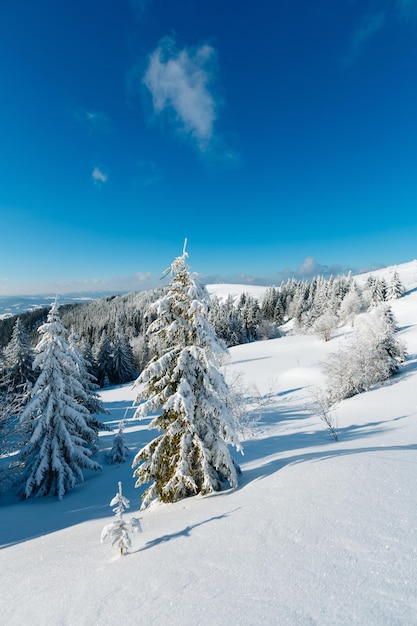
xmin=1 ymin=0 xmax=417 ymax=295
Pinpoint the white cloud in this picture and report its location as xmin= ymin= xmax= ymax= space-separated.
xmin=343 ymin=11 xmax=386 ymax=67
xmin=0 ymin=272 xmax=158 ymax=296
xmin=277 ymin=257 xmax=359 ymax=282
xmin=129 ymin=0 xmax=149 ymax=17
xmin=92 ymin=167 xmax=108 ymax=185
xmin=143 ymin=37 xmax=219 ymax=151
xmin=136 ymin=159 xmax=161 ymax=187
xmin=297 ymin=256 xmax=321 ymax=276
xmin=396 ymin=0 xmax=417 ymax=20
xmin=54 ymin=271 xmax=156 ymax=294
xmin=74 ymin=108 xmax=110 ymax=134
xmin=343 ymin=1 xmax=417 ymax=68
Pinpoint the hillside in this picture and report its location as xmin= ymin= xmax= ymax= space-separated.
xmin=0 ymin=261 xmax=416 ymax=624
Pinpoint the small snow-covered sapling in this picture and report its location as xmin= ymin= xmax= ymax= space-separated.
xmin=106 ymin=420 xmax=130 ymax=465
xmin=101 ymin=481 xmax=141 ymax=556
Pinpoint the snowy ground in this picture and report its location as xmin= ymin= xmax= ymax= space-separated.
xmin=1 ymin=262 xmax=417 ymax=625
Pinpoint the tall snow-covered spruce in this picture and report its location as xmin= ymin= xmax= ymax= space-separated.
xmin=132 ymin=247 xmax=242 ymax=508
xmin=19 ymin=302 xmax=101 ymax=500
xmin=1 ymin=317 xmax=36 ymax=396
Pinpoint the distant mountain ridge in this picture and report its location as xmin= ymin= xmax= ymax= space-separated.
xmin=2 ymin=259 xmax=417 ymax=319
xmin=0 ymin=291 xmax=125 ymax=318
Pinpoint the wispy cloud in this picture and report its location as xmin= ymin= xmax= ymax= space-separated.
xmin=74 ymin=108 xmax=110 ymax=134
xmin=343 ymin=1 xmax=417 ymax=67
xmin=396 ymin=0 xmax=417 ymax=20
xmin=277 ymin=257 xmax=359 ymax=282
xmin=92 ymin=166 xmax=108 ymax=185
xmin=136 ymin=159 xmax=161 ymax=188
xmin=129 ymin=0 xmax=150 ymax=18
xmin=142 ymin=37 xmax=220 ymax=152
xmin=190 ymin=258 xmax=359 ymax=288
xmin=51 ymin=271 xmax=156 ymax=295
xmin=0 ymin=272 xmax=158 ymax=297
xmin=343 ymin=11 xmax=386 ymax=67
xmin=198 ymin=272 xmax=272 ymax=287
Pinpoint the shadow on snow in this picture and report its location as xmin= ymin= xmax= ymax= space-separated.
xmin=1 ymin=388 xmax=414 ymax=550
xmin=131 ymin=510 xmax=240 ymax=554
xmin=239 ymin=440 xmax=417 ymax=488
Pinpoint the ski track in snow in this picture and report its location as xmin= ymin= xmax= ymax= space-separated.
xmin=1 ymin=261 xmax=417 ymax=625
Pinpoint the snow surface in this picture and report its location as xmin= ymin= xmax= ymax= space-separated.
xmin=206 ymin=283 xmax=269 ymax=303
xmin=1 ymin=261 xmax=417 ymax=625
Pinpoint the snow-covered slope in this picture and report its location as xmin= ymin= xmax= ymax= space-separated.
xmin=1 ymin=262 xmax=417 ymax=625
xmin=205 ymin=283 xmax=269 ymax=302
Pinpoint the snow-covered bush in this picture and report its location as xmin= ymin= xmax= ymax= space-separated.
xmin=312 ymin=313 xmax=339 ymax=342
xmin=339 ymin=286 xmax=363 ymax=326
xmin=324 ymin=305 xmax=407 ymax=404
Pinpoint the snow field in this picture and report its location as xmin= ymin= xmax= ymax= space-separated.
xmin=1 ymin=261 xmax=417 ymax=625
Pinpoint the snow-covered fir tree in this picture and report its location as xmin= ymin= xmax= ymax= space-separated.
xmin=0 ymin=317 xmax=36 ymax=395
xmin=106 ymin=420 xmax=130 ymax=465
xmin=339 ymin=280 xmax=363 ymax=325
xmin=261 ymin=285 xmax=285 ymax=325
xmin=68 ymin=329 xmax=110 ymax=438
xmin=94 ymin=330 xmax=113 ymax=388
xmin=19 ymin=302 xmax=101 ymax=500
xmin=241 ymin=295 xmax=262 ymax=342
xmin=365 ymin=275 xmax=387 ymax=308
xmin=208 ymin=295 xmax=245 ymax=347
xmin=132 ymin=247 xmax=242 ymax=508
xmin=111 ymin=320 xmax=137 ymax=385
xmin=101 ymin=481 xmax=141 ymax=555
xmin=0 ymin=318 xmax=36 ymax=449
xmin=387 ymin=270 xmax=404 ymax=300
xmin=0 ymin=388 xmax=8 ymax=439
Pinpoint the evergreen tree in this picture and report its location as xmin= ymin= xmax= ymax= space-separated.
xmin=132 ymin=248 xmax=242 ymax=509
xmin=375 ymin=305 xmax=407 ymax=373
xmin=290 ymin=281 xmax=309 ymax=328
xmin=242 ymin=295 xmax=262 ymax=342
xmin=273 ymin=289 xmax=285 ymax=325
xmin=0 ymin=319 xmax=36 ymax=444
xmin=106 ymin=420 xmax=130 ymax=465
xmin=387 ymin=270 xmax=404 ymax=300
xmin=68 ymin=329 xmax=110 ymax=437
xmin=375 ymin=277 xmax=387 ymax=303
xmin=111 ymin=320 xmax=137 ymax=385
xmin=19 ymin=302 xmax=101 ymax=500
xmin=79 ymin=337 xmax=98 ymax=381
xmin=339 ymin=280 xmax=362 ymax=325
xmin=208 ymin=295 xmax=245 ymax=347
xmin=0 ymin=389 xmax=9 ymax=443
xmin=261 ymin=286 xmax=278 ymax=320
xmin=225 ymin=295 xmax=245 ymax=346
xmin=1 ymin=318 xmax=36 ymax=395
xmin=367 ymin=276 xmax=387 ymax=308
xmin=95 ymin=330 xmax=113 ymax=387
xmin=101 ymin=481 xmax=141 ymax=555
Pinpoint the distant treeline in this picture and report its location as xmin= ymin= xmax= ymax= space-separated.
xmin=0 ymin=271 xmax=404 ymax=389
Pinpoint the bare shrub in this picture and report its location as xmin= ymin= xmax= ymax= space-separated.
xmin=311 ymin=388 xmax=339 ymax=441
